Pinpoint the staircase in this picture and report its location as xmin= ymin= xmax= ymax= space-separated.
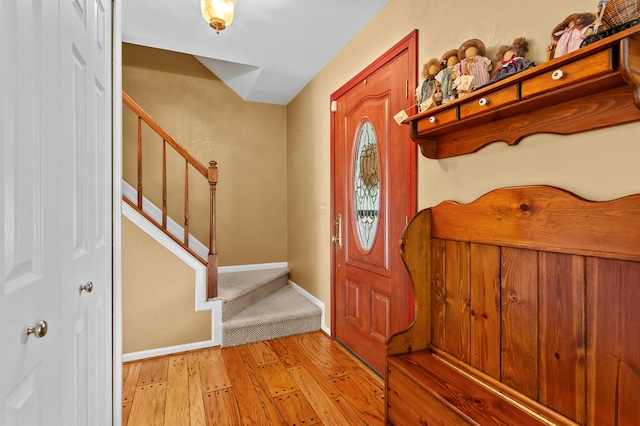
xmin=218 ymin=267 xmax=322 ymax=346
xmin=122 ymin=92 xmax=322 ymax=349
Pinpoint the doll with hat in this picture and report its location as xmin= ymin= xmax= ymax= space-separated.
xmin=415 ymin=58 xmax=443 ymax=112
xmin=452 ymin=38 xmax=492 ymax=96
xmin=491 ymin=37 xmax=535 ymax=83
xmin=435 ymin=49 xmax=460 ymax=103
xmin=548 ymin=12 xmax=596 ymax=59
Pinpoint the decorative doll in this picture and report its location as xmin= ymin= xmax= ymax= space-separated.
xmin=435 ymin=49 xmax=460 ymax=103
xmin=415 ymin=58 xmax=443 ymax=112
xmin=548 ymin=12 xmax=596 ymax=59
xmin=491 ymin=37 xmax=535 ymax=83
xmin=452 ymin=38 xmax=492 ymax=96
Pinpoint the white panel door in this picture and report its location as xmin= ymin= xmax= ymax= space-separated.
xmin=0 ymin=0 xmax=113 ymax=421
xmin=58 ymin=0 xmax=113 ymax=423
xmin=0 ymin=0 xmax=62 ymax=423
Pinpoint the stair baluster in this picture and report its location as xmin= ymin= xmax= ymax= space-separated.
xmin=122 ymin=91 xmax=218 ymax=299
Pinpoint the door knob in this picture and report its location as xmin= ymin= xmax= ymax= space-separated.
xmin=79 ymin=281 xmax=93 ymax=294
xmin=26 ymin=320 xmax=48 ymax=338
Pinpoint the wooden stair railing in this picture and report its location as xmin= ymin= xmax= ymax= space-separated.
xmin=122 ymin=91 xmax=219 ymax=299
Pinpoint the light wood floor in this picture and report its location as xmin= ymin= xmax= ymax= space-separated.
xmin=122 ymin=331 xmax=385 ymax=425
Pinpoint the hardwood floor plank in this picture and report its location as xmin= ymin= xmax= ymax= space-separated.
xmin=331 ymin=395 xmax=372 ymax=426
xmin=268 ymin=336 xmax=302 ymax=368
xmin=203 ymin=389 xmax=241 ymax=426
xmin=198 ymin=347 xmax=232 ymax=393
xmin=122 ymin=361 xmax=141 ymax=405
xmin=247 ymin=340 xmax=279 ymax=366
xmin=277 ymin=336 xmax=343 ymax=400
xmin=288 ymin=364 xmax=352 ymax=425
xmin=292 ymin=333 xmax=349 ymax=379
xmin=222 ymin=346 xmax=275 ymax=425
xmin=165 ymin=355 xmax=190 ymax=426
xmin=258 ymin=361 xmax=299 ymax=397
xmin=331 ymin=374 xmax=385 ymax=424
xmin=187 ymin=352 xmax=207 ymax=426
xmin=315 ymin=333 xmax=386 ymax=405
xmin=122 ymin=401 xmax=132 ymax=426
xmin=122 ymin=363 xmax=130 ymax=380
xmin=348 ymin=363 xmax=385 ymax=406
xmin=272 ymin=390 xmax=321 ymax=425
xmin=127 ymin=382 xmax=167 ymax=426
xmin=237 ymin=345 xmax=285 ymax=424
xmin=122 ymin=332 xmax=385 ymax=426
xmin=312 ymin=331 xmax=376 ymax=376
xmin=137 ymin=357 xmax=168 ymax=386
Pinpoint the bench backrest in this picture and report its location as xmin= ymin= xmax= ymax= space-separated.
xmin=395 ymin=185 xmax=640 ymax=425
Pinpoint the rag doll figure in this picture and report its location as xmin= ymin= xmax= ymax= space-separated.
xmin=435 ymin=49 xmax=459 ymax=103
xmin=415 ymin=58 xmax=443 ymax=111
xmin=549 ymin=12 xmax=596 ymax=59
xmin=491 ymin=37 xmax=535 ymax=82
xmin=452 ymin=39 xmax=492 ymax=96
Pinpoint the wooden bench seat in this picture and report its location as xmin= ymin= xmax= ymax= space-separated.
xmin=385 ymin=185 xmax=640 ymax=425
xmin=387 ymin=350 xmax=554 ymax=425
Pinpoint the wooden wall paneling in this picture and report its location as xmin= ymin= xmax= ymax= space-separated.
xmin=444 ymin=241 xmax=471 ymax=363
xmin=431 ymin=238 xmax=446 ymax=350
xmin=469 ymin=243 xmax=501 ymax=379
xmin=500 ymin=247 xmax=539 ymax=399
xmin=587 ymin=257 xmax=640 ymax=425
xmin=538 ymin=252 xmax=586 ymax=424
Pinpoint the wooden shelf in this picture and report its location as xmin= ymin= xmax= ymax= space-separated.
xmin=406 ymin=26 xmax=640 ymax=159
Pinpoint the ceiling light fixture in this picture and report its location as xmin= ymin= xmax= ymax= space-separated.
xmin=201 ymin=0 xmax=235 ymax=34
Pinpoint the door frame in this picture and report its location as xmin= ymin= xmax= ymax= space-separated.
xmin=329 ymin=30 xmax=418 ymax=338
xmin=112 ymin=0 xmax=124 ymax=421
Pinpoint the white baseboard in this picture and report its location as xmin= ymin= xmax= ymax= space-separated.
xmin=289 ymin=280 xmax=330 ymax=335
xmin=122 ymin=339 xmax=218 ymax=362
xmin=219 ymin=262 xmax=288 ymax=273
xmin=121 ymin=279 xmax=328 ymax=362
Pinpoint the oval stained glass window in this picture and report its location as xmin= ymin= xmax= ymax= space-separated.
xmin=353 ymin=120 xmax=380 ymax=251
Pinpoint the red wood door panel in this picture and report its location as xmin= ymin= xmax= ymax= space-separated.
xmin=331 ymin=32 xmax=417 ymax=375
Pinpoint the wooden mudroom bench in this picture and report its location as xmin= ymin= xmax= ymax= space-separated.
xmin=385 ymin=185 xmax=640 ymax=425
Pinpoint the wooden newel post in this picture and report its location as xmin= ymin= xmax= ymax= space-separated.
xmin=207 ymin=161 xmax=219 ymax=299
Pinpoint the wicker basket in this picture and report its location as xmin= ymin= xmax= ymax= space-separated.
xmin=602 ymin=0 xmax=640 ymax=27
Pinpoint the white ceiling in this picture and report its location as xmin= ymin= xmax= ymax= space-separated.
xmin=122 ymin=0 xmax=390 ymax=105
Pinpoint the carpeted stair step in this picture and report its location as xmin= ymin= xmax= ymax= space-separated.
xmin=218 ymin=267 xmax=290 ymax=321
xmin=221 ymin=284 xmax=322 ymax=347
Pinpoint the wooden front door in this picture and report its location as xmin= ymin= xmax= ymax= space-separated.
xmin=331 ymin=31 xmax=417 ymax=375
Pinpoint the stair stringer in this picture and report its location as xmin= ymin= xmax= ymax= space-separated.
xmin=122 ymin=181 xmax=209 ymax=260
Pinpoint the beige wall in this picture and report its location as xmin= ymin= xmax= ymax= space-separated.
xmin=286 ymin=0 xmax=640 ymax=328
xmin=122 ymin=43 xmax=288 ymax=266
xmin=122 ymin=217 xmax=211 ymax=353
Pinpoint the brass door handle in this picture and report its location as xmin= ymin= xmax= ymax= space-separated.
xmin=26 ymin=320 xmax=48 ymax=338
xmin=332 ymin=213 xmax=342 ymax=250
xmin=79 ymin=281 xmax=93 ymax=294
